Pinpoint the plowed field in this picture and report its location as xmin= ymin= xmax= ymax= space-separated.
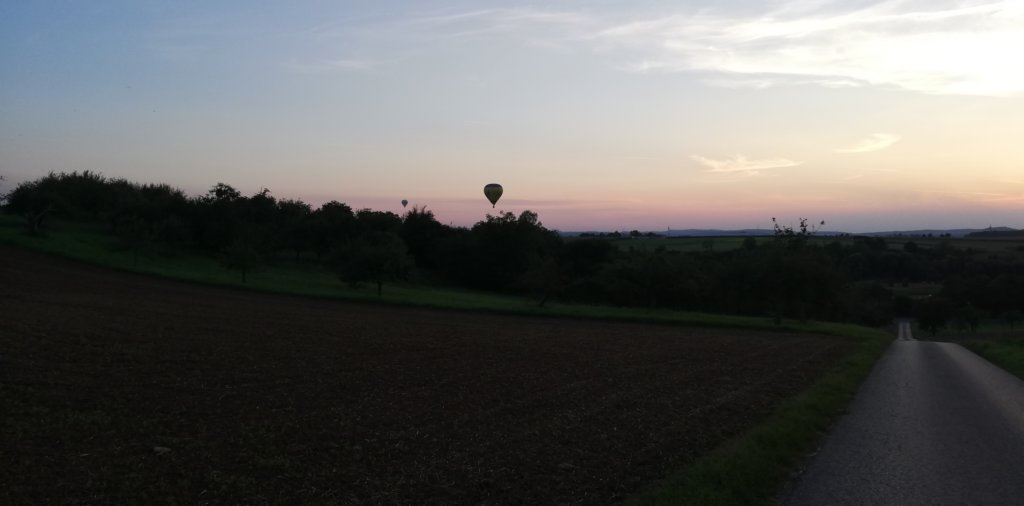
xmin=0 ymin=246 xmax=848 ymax=504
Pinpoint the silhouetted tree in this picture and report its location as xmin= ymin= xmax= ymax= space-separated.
xmin=11 ymin=171 xmax=1024 ymax=328
xmin=461 ymin=211 xmax=561 ymax=292
xmin=276 ymin=199 xmax=313 ymax=260
xmin=193 ymin=183 xmax=244 ymax=251
xmin=401 ymin=206 xmax=447 ymax=271
xmin=355 ymin=209 xmax=402 ymax=234
xmin=843 ymin=282 xmax=895 ymax=326
xmin=917 ymin=297 xmax=952 ymax=336
xmin=114 ymin=214 xmax=152 ymax=266
xmin=764 ymin=220 xmax=841 ymax=323
xmin=772 ymin=217 xmax=824 ymax=249
xmin=332 ymin=231 xmax=411 ymax=296
xmin=4 ymin=179 xmax=56 ymax=235
xmin=1002 ymin=310 xmax=1023 ymax=330
xmin=241 ymin=188 xmax=278 ymax=229
xmin=518 ymin=255 xmax=565 ymax=307
xmin=206 ymin=182 xmax=241 ymax=202
xmin=153 ymin=215 xmax=190 ymax=255
xmin=311 ymin=201 xmax=355 ymax=262
xmin=893 ymin=295 xmax=914 ymax=318
xmin=222 ymin=225 xmax=263 ymax=283
xmin=952 ymin=304 xmax=982 ymax=332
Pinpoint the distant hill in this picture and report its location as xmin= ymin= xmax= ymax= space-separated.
xmin=965 ymin=227 xmax=1023 ymax=238
xmin=560 ymin=229 xmax=776 ymax=238
xmin=560 ymin=227 xmax=1021 ymax=238
xmin=862 ymin=228 xmax=1018 ymax=238
xmin=664 ymin=229 xmax=775 ymax=237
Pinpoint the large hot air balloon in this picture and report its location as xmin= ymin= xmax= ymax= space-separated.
xmin=483 ymin=183 xmax=503 ymax=208
xmin=401 ymin=199 xmax=408 ymax=208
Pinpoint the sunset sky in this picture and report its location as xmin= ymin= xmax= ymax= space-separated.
xmin=2 ymin=1 xmax=1022 ymax=232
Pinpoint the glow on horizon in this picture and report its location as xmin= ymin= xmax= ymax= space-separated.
xmin=1 ymin=1 xmax=1023 ymax=232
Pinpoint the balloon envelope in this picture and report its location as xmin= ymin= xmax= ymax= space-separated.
xmin=401 ymin=199 xmax=408 ymax=208
xmin=484 ymin=183 xmax=503 ymax=208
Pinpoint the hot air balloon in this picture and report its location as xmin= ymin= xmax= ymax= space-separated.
xmin=401 ymin=199 xmax=408 ymax=208
xmin=483 ymin=183 xmax=503 ymax=208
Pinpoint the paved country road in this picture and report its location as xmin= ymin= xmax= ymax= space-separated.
xmin=784 ymin=327 xmax=1024 ymax=505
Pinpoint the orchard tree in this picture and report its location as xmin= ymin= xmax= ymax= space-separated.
xmin=222 ymin=225 xmax=263 ymax=283
xmin=332 ymin=231 xmax=411 ymax=296
xmin=115 ymin=214 xmax=152 ymax=266
xmin=401 ymin=206 xmax=447 ymax=270
xmin=518 ymin=255 xmax=565 ymax=307
xmin=311 ymin=201 xmax=356 ymax=262
xmin=916 ymin=297 xmax=952 ymax=336
xmin=4 ymin=179 xmax=56 ymax=235
xmin=1003 ymin=310 xmax=1023 ymax=330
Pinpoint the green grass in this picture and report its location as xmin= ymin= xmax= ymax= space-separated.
xmin=901 ymin=321 xmax=1024 ymax=381
xmin=965 ymin=337 xmax=1024 ymax=379
xmin=0 ymin=215 xmax=865 ymax=335
xmin=941 ymin=323 xmax=1024 ymax=380
xmin=630 ymin=325 xmax=890 ymax=505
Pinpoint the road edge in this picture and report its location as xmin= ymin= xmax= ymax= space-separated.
xmin=629 ymin=327 xmax=891 ymax=505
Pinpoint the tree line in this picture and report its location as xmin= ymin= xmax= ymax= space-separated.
xmin=5 ymin=171 xmax=1023 ymax=330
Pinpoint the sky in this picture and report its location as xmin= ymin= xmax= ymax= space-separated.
xmin=2 ymin=0 xmax=1023 ymax=232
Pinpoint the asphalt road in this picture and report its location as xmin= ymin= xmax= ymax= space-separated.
xmin=784 ymin=329 xmax=1024 ymax=505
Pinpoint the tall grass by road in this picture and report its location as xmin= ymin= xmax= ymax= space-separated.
xmin=967 ymin=339 xmax=1024 ymax=379
xmin=911 ymin=322 xmax=1024 ymax=381
xmin=631 ymin=326 xmax=890 ymax=505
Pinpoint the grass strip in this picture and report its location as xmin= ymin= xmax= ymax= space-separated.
xmin=0 ymin=216 xmax=865 ymax=337
xmin=629 ymin=326 xmax=891 ymax=506
xmin=964 ymin=338 xmax=1024 ymax=380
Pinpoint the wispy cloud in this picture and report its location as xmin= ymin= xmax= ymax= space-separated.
xmin=404 ymin=7 xmax=594 ymax=48
xmin=287 ymin=57 xmax=385 ymax=74
xmin=691 ymin=154 xmax=800 ymax=175
xmin=593 ymin=1 xmax=1024 ymax=96
xmin=917 ymin=189 xmax=1024 ymax=202
xmin=411 ymin=8 xmax=592 ymax=29
xmin=291 ymin=2 xmax=1024 ymax=96
xmin=292 ymin=7 xmax=592 ymax=72
xmin=836 ymin=133 xmax=902 ymax=153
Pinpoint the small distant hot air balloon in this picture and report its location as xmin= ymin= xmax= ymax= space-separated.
xmin=401 ymin=199 xmax=408 ymax=208
xmin=483 ymin=183 xmax=503 ymax=208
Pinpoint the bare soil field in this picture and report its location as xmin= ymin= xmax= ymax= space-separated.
xmin=0 ymin=246 xmax=849 ymax=504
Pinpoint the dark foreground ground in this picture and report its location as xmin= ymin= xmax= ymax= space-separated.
xmin=1 ymin=246 xmax=848 ymax=504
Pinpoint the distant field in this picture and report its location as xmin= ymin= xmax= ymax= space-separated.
xmin=564 ymin=235 xmax=761 ymax=254
xmin=886 ymin=237 xmax=1024 ymax=257
xmin=0 ymin=246 xmax=853 ymax=504
xmin=576 ymin=231 xmax=1024 ymax=259
xmin=601 ymin=235 xmax=752 ymax=253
